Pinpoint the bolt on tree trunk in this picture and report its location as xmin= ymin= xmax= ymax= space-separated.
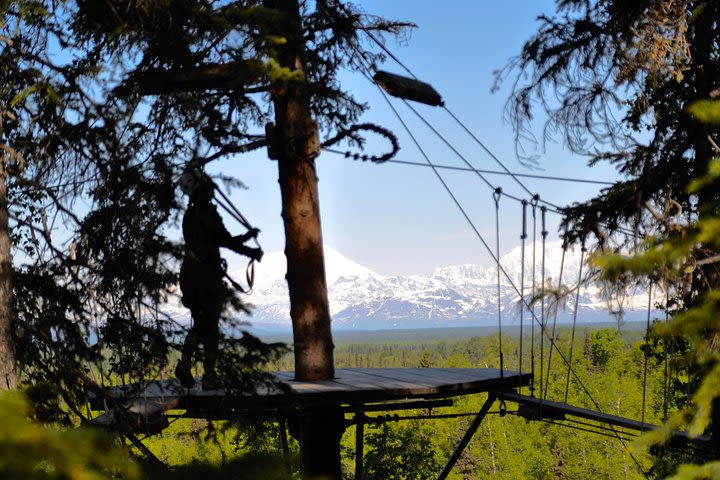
xmin=0 ymin=173 xmax=17 ymax=391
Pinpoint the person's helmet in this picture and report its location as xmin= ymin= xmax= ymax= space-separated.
xmin=180 ymin=168 xmax=214 ymax=198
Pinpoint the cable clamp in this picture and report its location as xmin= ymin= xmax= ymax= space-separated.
xmin=493 ymin=187 xmax=502 ymax=203
xmin=499 ymin=398 xmax=508 ymax=417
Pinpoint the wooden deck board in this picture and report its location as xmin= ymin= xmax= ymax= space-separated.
xmin=89 ymin=368 xmax=531 ymax=416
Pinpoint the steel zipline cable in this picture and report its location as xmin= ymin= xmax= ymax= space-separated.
xmin=396 ymin=99 xmax=638 ymax=238
xmin=321 ymin=148 xmax=615 ymax=185
xmin=366 ymin=66 xmax=652 ymax=480
xmin=325 ymin=1 xmax=638 ymax=237
xmin=317 ymin=5 xmax=651 ymax=476
xmin=369 ymin=72 xmax=649 ymax=479
xmin=359 ymin=22 xmax=607 ymax=200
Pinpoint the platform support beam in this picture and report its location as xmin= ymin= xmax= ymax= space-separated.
xmin=123 ymin=431 xmax=164 ymax=468
xmin=355 ymin=411 xmax=365 ymax=480
xmin=437 ymin=393 xmax=495 ymax=480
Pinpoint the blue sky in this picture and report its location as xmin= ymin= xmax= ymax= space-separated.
xmin=211 ymin=1 xmax=622 ymax=275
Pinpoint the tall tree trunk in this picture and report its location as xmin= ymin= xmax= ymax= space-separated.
xmin=0 ymin=173 xmax=17 ymax=391
xmin=265 ymin=0 xmax=342 ymax=477
xmin=266 ymin=0 xmax=334 ymax=383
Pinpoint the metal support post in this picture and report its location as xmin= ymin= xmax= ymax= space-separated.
xmin=278 ymin=416 xmax=291 ymax=478
xmin=355 ymin=411 xmax=365 ymax=480
xmin=436 ymin=394 xmax=496 ymax=480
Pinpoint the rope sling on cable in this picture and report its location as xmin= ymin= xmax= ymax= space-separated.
xmin=539 ymin=206 xmax=548 ymax=399
xmin=494 ymin=188 xmax=504 ymax=377
xmin=544 ymin=236 xmax=568 ymax=401
xmin=530 ymin=196 xmax=538 ymax=397
xmin=519 ymin=200 xmax=527 ymax=391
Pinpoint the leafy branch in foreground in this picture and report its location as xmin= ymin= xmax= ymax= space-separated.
xmin=594 ymin=99 xmax=720 ymax=478
xmin=0 ymin=390 xmax=140 ymax=479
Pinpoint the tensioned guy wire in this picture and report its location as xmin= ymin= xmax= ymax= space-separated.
xmin=322 ymin=148 xmax=615 ymax=185
xmin=530 ymin=199 xmax=537 ymax=397
xmin=539 ymin=206 xmax=548 ymax=399
xmin=565 ymin=241 xmax=586 ymax=404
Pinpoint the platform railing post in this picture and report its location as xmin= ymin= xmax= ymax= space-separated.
xmin=436 ymin=393 xmax=496 ymax=480
xmin=355 ymin=410 xmax=365 ymax=480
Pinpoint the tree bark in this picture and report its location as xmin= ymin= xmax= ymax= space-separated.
xmin=266 ymin=1 xmax=343 ymax=477
xmin=0 ymin=173 xmax=17 ymax=391
xmin=266 ymin=0 xmax=334 ymax=382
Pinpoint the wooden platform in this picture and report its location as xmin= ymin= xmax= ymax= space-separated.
xmin=90 ymin=368 xmax=530 ymax=417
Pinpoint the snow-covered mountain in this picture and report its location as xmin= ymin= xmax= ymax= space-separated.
xmin=217 ymin=242 xmax=659 ymax=331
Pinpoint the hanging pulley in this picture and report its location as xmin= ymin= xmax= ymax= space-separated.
xmin=373 ymin=70 xmax=444 ymax=107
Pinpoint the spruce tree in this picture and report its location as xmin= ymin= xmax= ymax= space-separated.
xmin=500 ymin=0 xmax=720 ymax=469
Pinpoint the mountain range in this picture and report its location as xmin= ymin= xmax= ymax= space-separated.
xmin=203 ymin=241 xmax=659 ymax=331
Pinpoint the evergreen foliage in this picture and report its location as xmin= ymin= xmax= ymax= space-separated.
xmin=499 ymin=0 xmax=720 ymax=476
xmin=595 ymin=101 xmax=720 ymax=478
xmin=0 ymin=391 xmax=139 ymax=479
xmin=497 ymin=0 xmax=719 ymax=246
xmin=1 ymin=0 xmax=409 ymax=425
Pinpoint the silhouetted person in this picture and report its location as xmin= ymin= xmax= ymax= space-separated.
xmin=175 ymin=169 xmax=263 ymax=390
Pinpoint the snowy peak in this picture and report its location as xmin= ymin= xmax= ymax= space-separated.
xmin=323 ymin=246 xmax=383 ymax=284
xmin=239 ymin=243 xmax=656 ymax=330
xmin=234 ymin=245 xmax=382 ymax=290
